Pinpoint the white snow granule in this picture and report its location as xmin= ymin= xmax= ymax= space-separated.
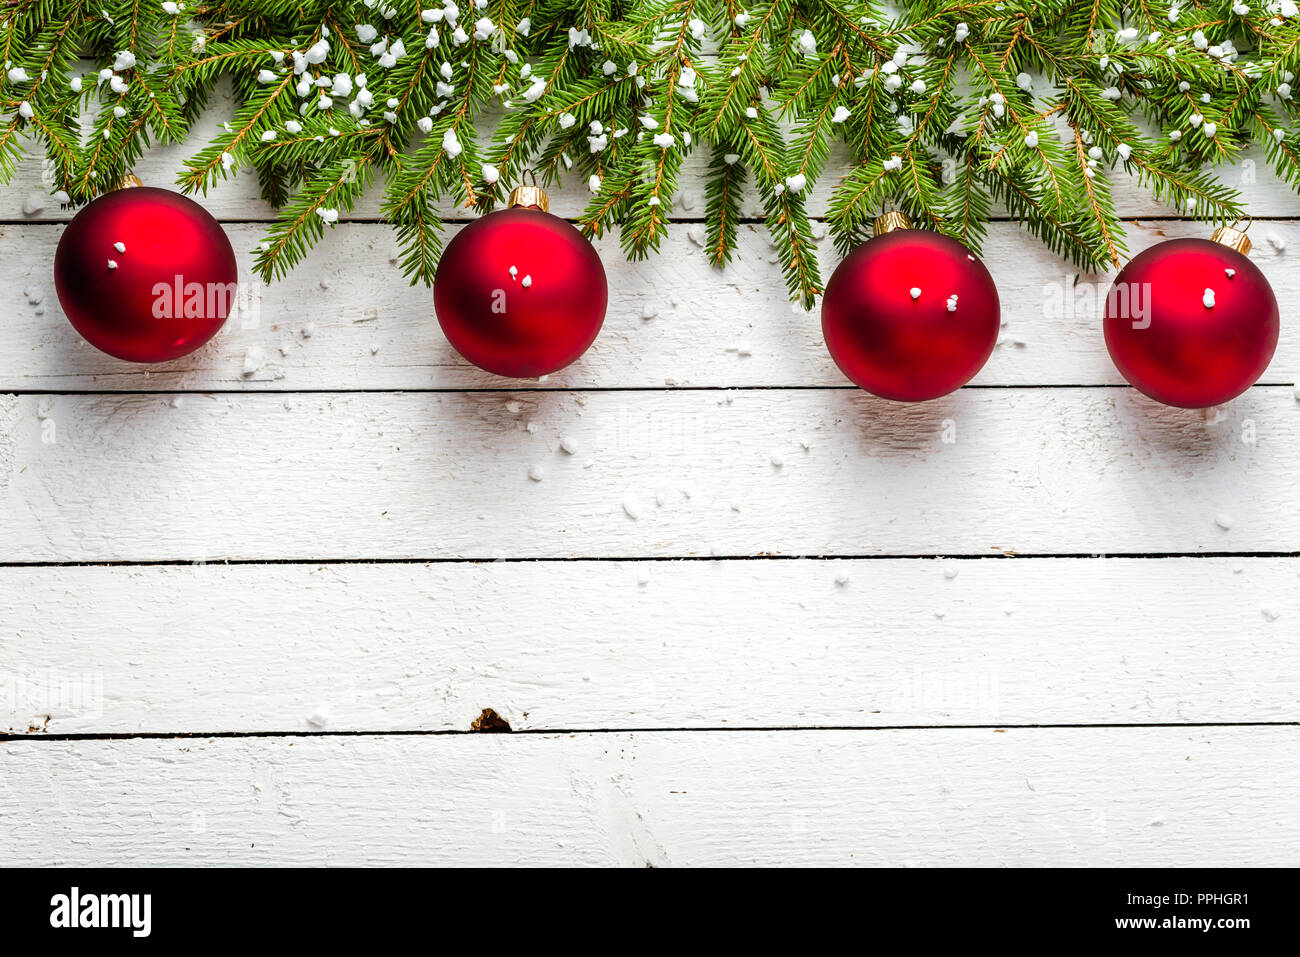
xmin=637 ymin=569 xmax=651 ymax=586
xmin=1202 ymin=287 xmax=1216 ymax=308
xmin=910 ymin=287 xmax=921 ymax=299
xmin=770 ymin=452 xmax=784 ymax=467
xmin=942 ymin=562 xmax=959 ymax=580
xmin=508 ymin=265 xmax=518 ymax=279
xmin=106 ymin=259 xmax=118 ymax=269
xmin=522 ymin=275 xmax=532 ymax=288
xmin=113 ymin=241 xmax=125 ymax=253
xmin=835 ymin=569 xmax=850 ymax=586
xmin=242 ymin=346 xmax=264 ymax=375
xmin=622 ymin=494 xmax=642 ymax=519
xmin=560 ymin=436 xmax=579 ymax=455
xmin=1267 ymin=232 xmax=1287 ymax=252
xmin=1225 ymin=268 xmax=1235 ymax=278
xmin=1214 ymin=512 xmax=1233 ymax=530
xmin=528 ymin=464 xmax=545 ymax=481
xmin=1261 ymin=606 xmax=1281 ymax=621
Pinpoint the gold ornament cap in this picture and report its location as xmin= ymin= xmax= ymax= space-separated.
xmin=1210 ymin=223 xmax=1251 ymax=256
xmin=873 ymin=210 xmax=913 ymax=236
xmin=114 ymin=173 xmax=143 ymax=190
xmin=508 ymin=184 xmax=549 ymax=212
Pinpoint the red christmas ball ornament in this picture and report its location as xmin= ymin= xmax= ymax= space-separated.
xmin=54 ymin=177 xmax=238 ymax=362
xmin=821 ymin=212 xmax=1001 ymax=401
xmin=434 ymin=180 xmax=608 ymax=378
xmin=1103 ymin=224 xmax=1278 ymax=409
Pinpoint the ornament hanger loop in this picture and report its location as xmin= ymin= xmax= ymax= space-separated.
xmin=520 ymin=167 xmax=538 ymax=187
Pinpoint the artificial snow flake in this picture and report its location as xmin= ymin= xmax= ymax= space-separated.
xmin=587 ymin=174 xmax=601 ymax=193
xmin=652 ymin=132 xmax=674 ymax=148
xmin=285 ymin=119 xmax=302 ymax=134
xmin=261 ymin=129 xmax=277 ymax=141
xmin=17 ymin=101 xmax=33 ymax=119
xmin=113 ymin=50 xmax=137 ymax=71
xmin=723 ymin=153 xmax=740 ymax=165
xmin=441 ymin=126 xmax=462 ymax=157
xmin=558 ymin=112 xmax=576 ymax=129
xmin=1116 ymin=143 xmax=1132 ymax=160
xmin=316 ymin=208 xmax=340 ymax=224
xmin=528 ymin=464 xmax=545 ymax=482
xmin=639 ymin=114 xmax=658 ymax=129
xmin=954 ymin=22 xmax=970 ymax=42
xmin=910 ymin=287 xmax=921 ymax=299
xmin=1202 ymin=287 xmax=1216 ymax=308
xmin=522 ymin=275 xmax=532 ymax=287
xmin=482 ymin=163 xmax=500 ymax=184
xmin=798 ymin=29 xmax=816 ymax=55
xmin=257 ymin=69 xmax=277 ymax=83
xmin=1226 ymin=268 xmax=1236 ymax=278
xmin=745 ymin=107 xmax=758 ymax=119
xmin=785 ymin=173 xmax=807 ymax=193
xmin=357 ymin=24 xmax=379 ymax=43
xmin=883 ymin=154 xmax=902 ymax=171
xmin=107 ymin=259 xmax=118 ymax=269
xmin=1024 ymin=131 xmax=1039 ymax=148
xmin=832 ymin=106 xmax=851 ymax=123
xmin=416 ymin=116 xmax=433 ymax=133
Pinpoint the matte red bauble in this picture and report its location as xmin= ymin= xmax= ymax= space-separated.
xmin=821 ymin=213 xmax=1001 ymax=401
xmin=433 ymin=183 xmax=607 ymax=378
xmin=1103 ymin=225 xmax=1278 ymax=408
xmin=54 ymin=178 xmax=238 ymax=362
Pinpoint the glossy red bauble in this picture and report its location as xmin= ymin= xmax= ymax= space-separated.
xmin=433 ymin=203 xmax=608 ymax=378
xmin=821 ymin=222 xmax=1001 ymax=401
xmin=1103 ymin=236 xmax=1278 ymax=409
xmin=54 ymin=184 xmax=238 ymax=362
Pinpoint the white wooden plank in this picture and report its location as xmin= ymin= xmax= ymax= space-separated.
xmin=2 ymin=558 xmax=1296 ymax=735
xmin=2 ymin=728 xmax=1294 ymax=865
xmin=6 ymin=95 xmax=1300 ymax=222
xmin=1 ymin=387 xmax=1296 ymax=561
xmin=5 ymin=219 xmax=1299 ymax=391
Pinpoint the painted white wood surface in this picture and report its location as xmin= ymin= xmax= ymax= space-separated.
xmin=5 ymin=219 xmax=1300 ymax=391
xmin=3 ymin=729 xmax=1296 ymax=866
xmin=2 ymin=559 xmax=1297 ymax=735
xmin=4 ymin=98 xmax=1299 ymax=866
xmin=1 ymin=388 xmax=1295 ymax=562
